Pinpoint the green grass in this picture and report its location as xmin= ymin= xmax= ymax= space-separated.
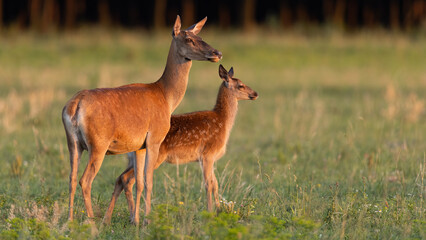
xmin=0 ymin=29 xmax=425 ymax=239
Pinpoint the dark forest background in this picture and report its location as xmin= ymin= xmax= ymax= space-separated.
xmin=0 ymin=0 xmax=425 ymax=32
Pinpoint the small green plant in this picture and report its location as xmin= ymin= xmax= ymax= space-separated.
xmin=202 ymin=211 xmax=248 ymax=240
xmin=146 ymin=204 xmax=186 ymax=240
xmin=219 ymin=197 xmax=257 ymax=219
xmin=256 ymin=215 xmax=290 ymax=239
xmin=238 ymin=198 xmax=257 ymax=219
xmin=247 ymin=215 xmax=319 ymax=239
xmin=1 ymin=218 xmax=57 ymax=240
xmin=66 ymin=220 xmax=92 ymax=240
xmin=291 ymin=217 xmax=320 ymax=238
xmin=0 ymin=218 xmax=92 ymax=240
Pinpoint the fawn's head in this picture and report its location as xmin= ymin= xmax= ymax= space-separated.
xmin=172 ymin=15 xmax=222 ymax=62
xmin=219 ymin=64 xmax=258 ymax=100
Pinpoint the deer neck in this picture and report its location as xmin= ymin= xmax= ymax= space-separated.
xmin=213 ymin=84 xmax=239 ymax=132
xmin=157 ymin=40 xmax=192 ymax=113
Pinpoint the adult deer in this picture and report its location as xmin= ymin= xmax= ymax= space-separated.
xmin=62 ymin=15 xmax=222 ymax=225
xmin=103 ymin=65 xmax=258 ymax=224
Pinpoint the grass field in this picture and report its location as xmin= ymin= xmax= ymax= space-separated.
xmin=0 ymin=29 xmax=425 ymax=239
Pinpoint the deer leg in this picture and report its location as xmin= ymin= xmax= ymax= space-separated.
xmin=132 ymin=149 xmax=146 ymax=225
xmin=67 ymin=137 xmax=82 ymax=221
xmin=202 ymin=157 xmax=215 ymax=212
xmin=103 ymin=172 xmax=124 ymax=225
xmin=122 ymin=152 xmax=139 ymax=220
xmin=103 ymin=165 xmax=135 ymax=225
xmin=212 ymin=173 xmax=220 ymax=210
xmin=123 ymin=168 xmax=136 ymax=220
xmin=79 ymin=147 xmax=106 ymax=219
xmin=142 ymin=143 xmax=161 ymax=225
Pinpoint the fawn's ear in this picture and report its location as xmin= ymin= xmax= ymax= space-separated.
xmin=186 ymin=17 xmax=207 ymax=35
xmin=228 ymin=67 xmax=234 ymax=78
xmin=219 ymin=64 xmax=230 ymax=82
xmin=173 ymin=15 xmax=181 ymax=37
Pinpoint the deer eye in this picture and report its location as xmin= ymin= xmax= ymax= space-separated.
xmin=185 ymin=38 xmax=195 ymax=45
xmin=238 ymin=85 xmax=245 ymax=90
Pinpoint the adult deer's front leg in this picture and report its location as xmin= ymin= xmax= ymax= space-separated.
xmin=142 ymin=142 xmax=161 ymax=225
xmin=132 ymin=149 xmax=147 ymax=225
xmin=79 ymin=147 xmax=107 ymax=219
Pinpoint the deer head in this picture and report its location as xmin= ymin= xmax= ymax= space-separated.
xmin=172 ymin=15 xmax=222 ymax=62
xmin=219 ymin=64 xmax=258 ymax=100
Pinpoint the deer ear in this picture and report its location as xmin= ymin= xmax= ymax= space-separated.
xmin=186 ymin=17 xmax=207 ymax=35
xmin=228 ymin=67 xmax=234 ymax=78
xmin=219 ymin=64 xmax=229 ymax=82
xmin=173 ymin=15 xmax=181 ymax=37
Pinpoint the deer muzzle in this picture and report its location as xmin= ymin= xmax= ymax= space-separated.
xmin=249 ymin=91 xmax=258 ymax=100
xmin=206 ymin=50 xmax=222 ymax=62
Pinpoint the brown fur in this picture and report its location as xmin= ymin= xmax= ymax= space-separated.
xmin=62 ymin=15 xmax=222 ymax=225
xmin=103 ymin=65 xmax=258 ymax=224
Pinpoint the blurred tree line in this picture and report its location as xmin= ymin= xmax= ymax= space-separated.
xmin=0 ymin=0 xmax=425 ymax=32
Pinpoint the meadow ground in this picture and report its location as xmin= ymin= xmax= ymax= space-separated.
xmin=0 ymin=29 xmax=425 ymax=239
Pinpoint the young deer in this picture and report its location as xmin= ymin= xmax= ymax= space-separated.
xmin=103 ymin=64 xmax=258 ymax=224
xmin=62 ymin=16 xmax=222 ymax=225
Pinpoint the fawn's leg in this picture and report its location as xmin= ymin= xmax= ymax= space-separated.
xmin=103 ymin=165 xmax=135 ymax=224
xmin=201 ymin=157 xmax=216 ymax=212
xmin=123 ymin=168 xmax=136 ymax=219
xmin=212 ymin=173 xmax=220 ymax=210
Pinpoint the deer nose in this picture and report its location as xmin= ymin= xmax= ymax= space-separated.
xmin=213 ymin=50 xmax=222 ymax=59
xmin=250 ymin=91 xmax=258 ymax=100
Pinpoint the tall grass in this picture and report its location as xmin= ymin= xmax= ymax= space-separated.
xmin=0 ymin=29 xmax=425 ymax=239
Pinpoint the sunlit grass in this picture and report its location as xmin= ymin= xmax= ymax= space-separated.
xmin=0 ymin=29 xmax=425 ymax=239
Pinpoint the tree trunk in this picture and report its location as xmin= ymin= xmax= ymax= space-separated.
xmin=323 ymin=0 xmax=334 ymax=23
xmin=65 ymin=0 xmax=76 ymax=29
xmin=347 ymin=0 xmax=358 ymax=29
xmin=412 ymin=0 xmax=425 ymax=24
xmin=218 ymin=2 xmax=231 ymax=29
xmin=30 ymin=0 xmax=42 ymax=30
xmin=98 ymin=0 xmax=111 ymax=27
xmin=280 ymin=1 xmax=292 ymax=28
xmin=0 ymin=0 xmax=3 ymax=30
xmin=389 ymin=0 xmax=400 ymax=30
xmin=333 ymin=0 xmax=346 ymax=29
xmin=402 ymin=0 xmax=412 ymax=30
xmin=242 ymin=0 xmax=255 ymax=31
xmin=41 ymin=0 xmax=56 ymax=32
xmin=296 ymin=2 xmax=309 ymax=24
xmin=182 ymin=0 xmax=195 ymax=27
xmin=153 ymin=0 xmax=166 ymax=30
xmin=363 ymin=3 xmax=375 ymax=28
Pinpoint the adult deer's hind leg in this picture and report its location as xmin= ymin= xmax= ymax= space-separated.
xmin=79 ymin=146 xmax=107 ymax=219
xmin=66 ymin=133 xmax=82 ymax=221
